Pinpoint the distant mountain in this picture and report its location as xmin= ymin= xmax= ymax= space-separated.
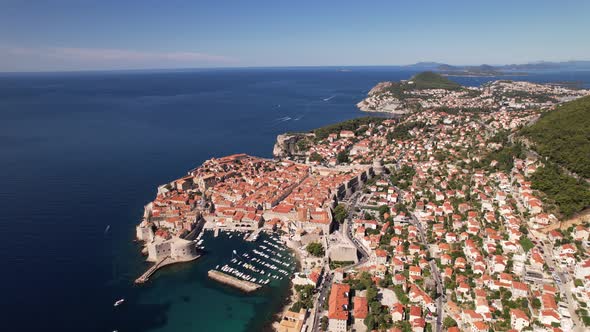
xmin=403 ymin=62 xmax=447 ymax=70
xmin=498 ymin=60 xmax=590 ymax=71
xmin=403 ymin=60 xmax=590 ymax=76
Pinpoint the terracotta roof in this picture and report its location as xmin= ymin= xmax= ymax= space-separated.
xmin=328 ymin=283 xmax=350 ymax=321
xmin=353 ymin=296 xmax=368 ymax=319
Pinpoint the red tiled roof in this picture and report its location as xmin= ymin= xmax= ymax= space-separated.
xmin=328 ymin=283 xmax=350 ymax=321
xmin=353 ymin=296 xmax=368 ymax=319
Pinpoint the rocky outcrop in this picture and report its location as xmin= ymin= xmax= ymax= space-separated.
xmin=356 ymin=81 xmax=410 ymax=114
xmin=273 ymin=133 xmax=315 ymax=159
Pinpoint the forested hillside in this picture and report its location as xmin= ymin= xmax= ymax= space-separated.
xmin=522 ymin=95 xmax=590 ymax=178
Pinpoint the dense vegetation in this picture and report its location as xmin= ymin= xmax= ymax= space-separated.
xmin=344 ymin=272 xmax=393 ymax=330
xmin=522 ymin=95 xmax=590 ymax=178
xmin=519 ymin=237 xmax=535 ymax=252
xmin=390 ymin=165 xmax=416 ymax=190
xmin=481 ymin=132 xmax=526 ymax=173
xmin=289 ymin=284 xmax=315 ymax=312
xmin=387 ymin=121 xmax=426 ymax=141
xmin=499 ymin=90 xmax=558 ymax=103
xmin=333 ymin=204 xmax=348 ymax=223
xmin=381 ymin=72 xmax=462 ymax=101
xmin=309 ymin=152 xmax=323 ymax=162
xmin=336 ymin=150 xmax=349 ymax=164
xmin=313 ymin=116 xmax=385 ymax=140
xmin=530 ymin=163 xmax=590 ymax=218
xmin=306 ymin=242 xmax=325 ymax=257
xmin=443 ymin=317 xmax=458 ymax=329
xmin=320 ymin=316 xmax=328 ymax=331
xmin=329 ymin=260 xmax=355 ymax=269
xmin=409 ymin=71 xmax=462 ymax=90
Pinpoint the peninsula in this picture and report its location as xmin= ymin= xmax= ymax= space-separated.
xmin=356 ymin=71 xmax=588 ymax=114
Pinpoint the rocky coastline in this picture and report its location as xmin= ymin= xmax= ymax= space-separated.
xmin=356 ymin=81 xmax=411 ymax=114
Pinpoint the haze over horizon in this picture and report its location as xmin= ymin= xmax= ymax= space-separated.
xmin=1 ymin=0 xmax=589 ymax=72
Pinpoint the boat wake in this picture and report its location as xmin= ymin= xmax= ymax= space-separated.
xmin=322 ymin=95 xmax=335 ymax=102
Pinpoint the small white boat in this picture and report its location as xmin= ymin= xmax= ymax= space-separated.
xmin=114 ymin=299 xmax=125 ymax=307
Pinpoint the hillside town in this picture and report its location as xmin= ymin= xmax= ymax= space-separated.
xmin=356 ymin=77 xmax=590 ymax=114
xmin=135 ymin=78 xmax=590 ymax=332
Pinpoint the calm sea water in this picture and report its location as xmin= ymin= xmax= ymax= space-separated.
xmin=0 ymin=68 xmax=588 ymax=332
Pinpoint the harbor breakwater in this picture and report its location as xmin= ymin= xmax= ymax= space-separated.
xmin=208 ymin=270 xmax=261 ymax=292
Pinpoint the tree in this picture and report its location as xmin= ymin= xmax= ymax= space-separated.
xmin=378 ymin=205 xmax=390 ymax=219
xmin=306 ymin=242 xmax=325 ymax=257
xmin=290 ymin=301 xmax=303 ymax=312
xmin=364 ymin=315 xmax=376 ymax=330
xmin=367 ymin=286 xmax=378 ymax=303
xmin=532 ymin=298 xmax=542 ymax=309
xmin=314 ymin=116 xmax=384 ymax=140
xmin=333 ymin=204 xmax=348 ymax=223
xmin=337 ymin=150 xmax=349 ymax=164
xmin=309 ymin=152 xmax=323 ymax=162
xmin=530 ymin=162 xmax=590 ymax=218
xmin=520 ymin=237 xmax=535 ymax=252
xmin=320 ymin=316 xmax=328 ymax=331
xmin=443 ymin=317 xmax=458 ymax=328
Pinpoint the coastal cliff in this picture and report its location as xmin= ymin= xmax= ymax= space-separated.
xmin=356 ymin=81 xmax=409 ymax=114
xmin=273 ymin=133 xmax=315 ymax=160
xmin=356 ymin=71 xmax=463 ymax=114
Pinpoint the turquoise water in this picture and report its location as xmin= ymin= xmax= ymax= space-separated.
xmin=111 ymin=231 xmax=294 ymax=332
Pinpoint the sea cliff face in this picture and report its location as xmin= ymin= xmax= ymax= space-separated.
xmin=273 ymin=133 xmax=314 ymax=159
xmin=356 ymin=81 xmax=410 ymax=114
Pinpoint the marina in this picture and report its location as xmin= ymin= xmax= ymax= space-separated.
xmin=204 ymin=229 xmax=296 ymax=291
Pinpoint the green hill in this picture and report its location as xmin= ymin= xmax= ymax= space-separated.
xmin=522 ymin=95 xmax=590 ymax=178
xmin=409 ymin=71 xmax=462 ymax=90
xmin=521 ymin=95 xmax=590 ymax=218
xmin=379 ymin=71 xmax=463 ymax=101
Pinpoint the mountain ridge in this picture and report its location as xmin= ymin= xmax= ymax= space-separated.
xmin=401 ymin=60 xmax=590 ymax=76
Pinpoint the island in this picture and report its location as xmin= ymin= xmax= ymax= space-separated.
xmin=133 ymin=72 xmax=590 ymax=332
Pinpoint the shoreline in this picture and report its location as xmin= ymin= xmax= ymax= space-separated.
xmin=270 ymin=239 xmax=304 ymax=331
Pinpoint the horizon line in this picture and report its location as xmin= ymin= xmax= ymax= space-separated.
xmin=1 ymin=60 xmax=590 ymax=75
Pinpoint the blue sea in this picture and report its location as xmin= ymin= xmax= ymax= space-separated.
xmin=0 ymin=67 xmax=589 ymax=332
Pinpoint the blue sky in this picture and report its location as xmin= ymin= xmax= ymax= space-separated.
xmin=0 ymin=0 xmax=589 ymax=71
